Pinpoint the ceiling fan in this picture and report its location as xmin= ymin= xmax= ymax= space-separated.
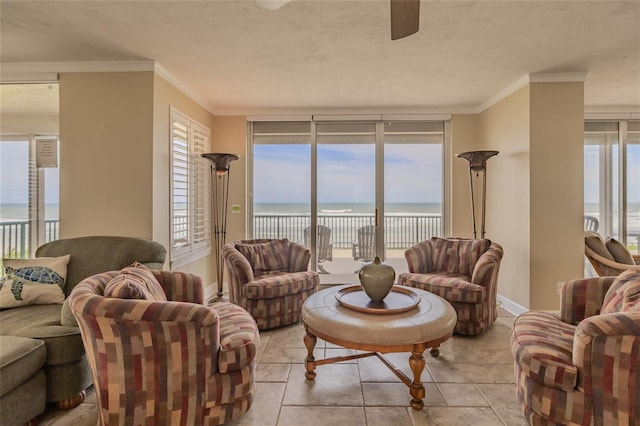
xmin=255 ymin=0 xmax=420 ymax=40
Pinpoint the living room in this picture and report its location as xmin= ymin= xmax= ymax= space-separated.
xmin=1 ymin=1 xmax=638 ymax=425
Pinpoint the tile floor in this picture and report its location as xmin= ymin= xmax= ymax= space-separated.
xmin=37 ymin=308 xmax=526 ymax=426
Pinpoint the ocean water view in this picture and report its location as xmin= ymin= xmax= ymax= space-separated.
xmin=254 ymin=202 xmax=443 ymax=215
xmin=0 ymin=203 xmax=59 ymax=221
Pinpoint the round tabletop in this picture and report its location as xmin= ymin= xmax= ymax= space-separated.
xmin=302 ymin=284 xmax=457 ymax=347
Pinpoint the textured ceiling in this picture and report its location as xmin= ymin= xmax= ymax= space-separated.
xmin=1 ymin=0 xmax=639 ymax=115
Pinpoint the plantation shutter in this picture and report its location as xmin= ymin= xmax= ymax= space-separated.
xmin=170 ymin=108 xmax=211 ymax=261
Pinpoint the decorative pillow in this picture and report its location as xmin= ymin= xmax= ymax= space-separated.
xmin=236 ymin=239 xmax=290 ymax=274
xmin=0 ymin=255 xmax=70 ymax=309
xmin=601 ymin=268 xmax=640 ymax=314
xmin=104 ymin=262 xmax=166 ymax=301
xmin=585 ymin=231 xmax=614 ymax=261
xmin=605 ymin=238 xmax=635 ymax=265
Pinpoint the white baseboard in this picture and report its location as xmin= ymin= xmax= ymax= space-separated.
xmin=497 ymin=294 xmax=528 ymax=316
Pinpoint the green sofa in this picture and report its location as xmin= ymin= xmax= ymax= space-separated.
xmin=0 ymin=236 xmax=166 ymax=424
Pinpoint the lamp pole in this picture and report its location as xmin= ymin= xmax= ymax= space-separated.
xmin=201 ymin=153 xmax=239 ymax=302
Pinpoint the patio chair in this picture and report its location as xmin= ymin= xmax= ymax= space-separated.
xmin=584 ymin=215 xmax=599 ymax=232
xmin=352 ymin=224 xmax=376 ymax=263
xmin=304 ymin=225 xmax=333 ymax=274
xmin=585 ymin=231 xmax=640 ymax=276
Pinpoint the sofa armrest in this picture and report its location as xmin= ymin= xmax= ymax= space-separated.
xmin=152 ymin=270 xmax=203 ymax=304
xmin=471 ymin=242 xmax=503 ymax=286
xmin=573 ymin=312 xmax=640 ymax=414
xmin=288 ymin=241 xmax=311 ymax=272
xmin=559 ymin=277 xmax=616 ymax=325
xmin=404 ymin=241 xmax=433 ymax=273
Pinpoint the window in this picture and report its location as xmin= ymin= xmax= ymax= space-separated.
xmin=0 ymin=137 xmax=60 ymax=260
xmin=170 ymin=108 xmax=211 ymax=266
xmin=584 ymin=120 xmax=639 ymax=255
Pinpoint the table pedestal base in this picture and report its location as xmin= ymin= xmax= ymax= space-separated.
xmin=303 ymin=325 xmax=443 ymax=410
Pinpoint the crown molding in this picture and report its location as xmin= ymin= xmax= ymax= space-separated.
xmin=529 ymin=72 xmax=587 ymax=83
xmin=153 ymin=64 xmax=213 ymax=115
xmin=477 ymin=72 xmax=588 ymax=114
xmin=1 ymin=61 xmax=155 ymax=74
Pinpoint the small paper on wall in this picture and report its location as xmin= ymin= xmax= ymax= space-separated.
xmin=36 ymin=138 xmax=58 ymax=168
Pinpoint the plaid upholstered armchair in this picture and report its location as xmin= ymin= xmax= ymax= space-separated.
xmin=69 ymin=267 xmax=259 ymax=425
xmin=223 ymin=238 xmax=319 ymax=330
xmin=510 ymin=267 xmax=640 ymax=425
xmin=397 ymin=237 xmax=504 ymax=335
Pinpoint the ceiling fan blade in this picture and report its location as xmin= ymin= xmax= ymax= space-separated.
xmin=390 ymin=0 xmax=420 ymax=40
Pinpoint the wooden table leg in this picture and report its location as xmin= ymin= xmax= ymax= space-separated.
xmin=408 ymin=344 xmax=426 ymax=410
xmin=429 ymin=346 xmax=440 ymax=357
xmin=304 ymin=324 xmax=317 ymax=380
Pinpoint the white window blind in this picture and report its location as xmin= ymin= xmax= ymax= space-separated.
xmin=170 ymin=108 xmax=211 ymax=264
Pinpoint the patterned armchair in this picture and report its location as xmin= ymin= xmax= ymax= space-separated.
xmin=397 ymin=237 xmax=504 ymax=335
xmin=510 ymin=267 xmax=640 ymax=425
xmin=68 ymin=268 xmax=259 ymax=425
xmin=223 ymin=238 xmax=319 ymax=330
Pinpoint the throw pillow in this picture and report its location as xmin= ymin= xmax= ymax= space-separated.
xmin=601 ymin=268 xmax=640 ymax=314
xmin=104 ymin=262 xmax=166 ymax=301
xmin=605 ymin=238 xmax=636 ymax=265
xmin=236 ymin=239 xmax=290 ymax=274
xmin=0 ymin=255 xmax=70 ymax=309
xmin=585 ymin=231 xmax=614 ymax=261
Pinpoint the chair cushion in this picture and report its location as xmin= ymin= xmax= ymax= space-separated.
xmin=585 ymin=231 xmax=614 ymax=261
xmin=0 ymin=335 xmax=46 ymax=397
xmin=398 ymin=272 xmax=485 ymax=303
xmin=211 ymin=302 xmax=259 ymax=374
xmin=245 ymin=271 xmax=318 ymax=300
xmin=601 ymin=268 xmax=640 ymax=314
xmin=605 ymin=238 xmax=636 ymax=265
xmin=0 ymin=255 xmax=70 ymax=309
xmin=430 ymin=238 xmax=491 ymax=276
xmin=510 ymin=310 xmax=578 ymax=391
xmin=103 ymin=263 xmax=167 ymax=301
xmin=236 ymin=239 xmax=290 ymax=274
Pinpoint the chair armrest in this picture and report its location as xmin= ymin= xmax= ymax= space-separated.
xmin=222 ymin=244 xmax=255 ymax=283
xmin=288 ymin=241 xmax=311 ymax=272
xmin=404 ymin=241 xmax=433 ymax=273
xmin=152 ymin=270 xmax=203 ymax=304
xmin=573 ymin=312 xmax=640 ymax=407
xmin=559 ymin=277 xmax=616 ymax=325
xmin=470 ymin=242 xmax=503 ymax=286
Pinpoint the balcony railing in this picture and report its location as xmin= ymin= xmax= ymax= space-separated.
xmin=1 ymin=220 xmax=59 ymax=258
xmin=1 ymin=214 xmax=442 ymax=259
xmin=253 ymin=214 xmax=442 ymax=249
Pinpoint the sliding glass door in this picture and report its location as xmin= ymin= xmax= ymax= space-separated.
xmin=250 ymin=118 xmax=446 ymax=284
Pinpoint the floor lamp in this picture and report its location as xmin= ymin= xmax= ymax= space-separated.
xmin=456 ymin=150 xmax=499 ymax=239
xmin=202 ymin=152 xmax=239 ymax=302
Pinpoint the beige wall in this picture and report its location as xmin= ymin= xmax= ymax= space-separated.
xmin=59 ymin=72 xmax=154 ymax=239
xmin=449 ymin=114 xmax=479 ymax=238
xmin=477 ymin=86 xmax=532 ymax=308
xmin=211 ymin=116 xmax=247 ymax=244
xmin=529 ymin=82 xmax=584 ymax=309
xmin=474 ymin=82 xmax=584 ymax=310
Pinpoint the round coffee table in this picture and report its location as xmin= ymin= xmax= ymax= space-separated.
xmin=301 ymin=284 xmax=457 ymax=410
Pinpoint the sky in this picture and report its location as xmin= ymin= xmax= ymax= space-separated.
xmin=253 ymin=143 xmax=443 ymax=204
xmin=0 ymin=141 xmax=59 ymax=204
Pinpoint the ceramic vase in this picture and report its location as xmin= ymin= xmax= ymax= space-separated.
xmin=358 ymin=256 xmax=395 ymax=302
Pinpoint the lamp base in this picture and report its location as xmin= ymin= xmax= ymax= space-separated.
xmin=208 ymin=293 xmax=229 ymax=304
